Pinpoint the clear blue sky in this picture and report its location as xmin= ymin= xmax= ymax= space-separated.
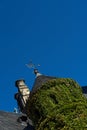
xmin=0 ymin=0 xmax=87 ymax=112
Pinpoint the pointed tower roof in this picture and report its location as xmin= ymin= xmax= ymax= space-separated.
xmin=26 ymin=61 xmax=57 ymax=94
xmin=31 ymin=73 xmax=56 ymax=94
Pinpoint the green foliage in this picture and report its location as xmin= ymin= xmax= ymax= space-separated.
xmin=26 ymin=78 xmax=87 ymax=130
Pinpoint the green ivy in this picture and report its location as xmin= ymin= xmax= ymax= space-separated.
xmin=25 ymin=78 xmax=87 ymax=130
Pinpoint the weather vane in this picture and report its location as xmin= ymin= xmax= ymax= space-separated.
xmin=26 ymin=60 xmax=41 ymax=76
xmin=26 ymin=60 xmax=40 ymax=69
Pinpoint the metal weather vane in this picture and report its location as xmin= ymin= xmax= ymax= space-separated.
xmin=26 ymin=60 xmax=36 ymax=69
xmin=26 ymin=60 xmax=40 ymax=69
xmin=26 ymin=60 xmax=41 ymax=76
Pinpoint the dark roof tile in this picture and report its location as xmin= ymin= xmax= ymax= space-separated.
xmin=0 ymin=111 xmax=34 ymax=130
xmin=31 ymin=75 xmax=56 ymax=94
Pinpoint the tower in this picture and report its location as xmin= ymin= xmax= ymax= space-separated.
xmin=14 ymin=79 xmax=30 ymax=113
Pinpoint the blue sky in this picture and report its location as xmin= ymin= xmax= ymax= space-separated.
xmin=0 ymin=0 xmax=87 ymax=112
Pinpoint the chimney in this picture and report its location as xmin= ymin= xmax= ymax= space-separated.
xmin=15 ymin=79 xmax=30 ymax=113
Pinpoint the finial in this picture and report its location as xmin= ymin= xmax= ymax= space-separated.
xmin=26 ymin=60 xmax=41 ymax=77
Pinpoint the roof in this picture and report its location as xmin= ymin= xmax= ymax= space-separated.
xmin=82 ymin=86 xmax=87 ymax=93
xmin=82 ymin=86 xmax=87 ymax=98
xmin=0 ymin=111 xmax=34 ymax=130
xmin=31 ymin=75 xmax=87 ymax=96
xmin=31 ymin=75 xmax=56 ymax=94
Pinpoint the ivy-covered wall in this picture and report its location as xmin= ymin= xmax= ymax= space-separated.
xmin=26 ymin=78 xmax=87 ymax=130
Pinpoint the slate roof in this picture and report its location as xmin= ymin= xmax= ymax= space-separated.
xmin=82 ymin=86 xmax=87 ymax=93
xmin=31 ymin=75 xmax=87 ymax=96
xmin=0 ymin=111 xmax=34 ymax=130
xmin=82 ymin=86 xmax=87 ymax=98
xmin=31 ymin=75 xmax=56 ymax=94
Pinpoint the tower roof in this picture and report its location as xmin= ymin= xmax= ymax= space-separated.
xmin=82 ymin=86 xmax=87 ymax=98
xmin=31 ymin=75 xmax=87 ymax=96
xmin=31 ymin=74 xmax=56 ymax=94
